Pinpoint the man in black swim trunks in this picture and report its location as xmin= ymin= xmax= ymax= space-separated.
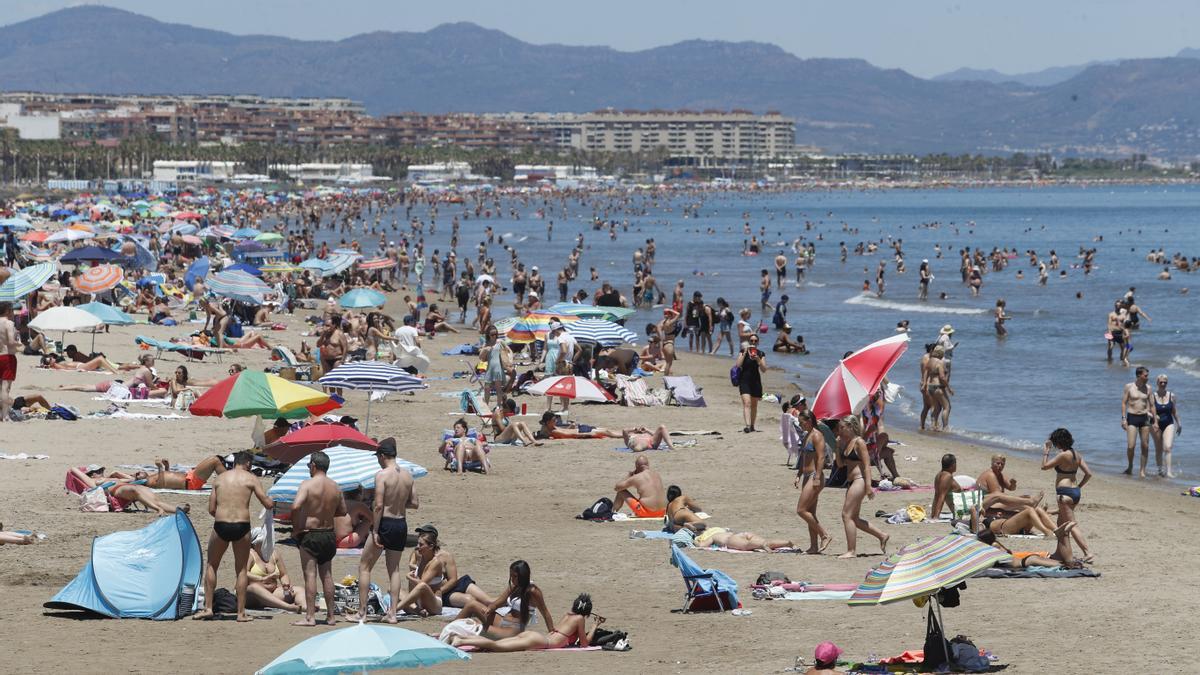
xmin=355 ymin=438 xmax=417 ymax=623
xmin=290 ymin=450 xmax=347 ymax=626
xmin=194 ymin=451 xmax=274 ymax=622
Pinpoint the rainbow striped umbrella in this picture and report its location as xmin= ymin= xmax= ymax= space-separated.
xmin=0 ymin=262 xmax=55 ymax=302
xmin=357 ymin=257 xmax=393 ymax=271
xmin=504 ymin=311 xmax=579 ymax=344
xmin=73 ymin=264 xmax=125 ymax=293
xmin=847 ymin=532 xmax=1009 ymax=606
xmin=190 ymin=370 xmax=333 ymax=419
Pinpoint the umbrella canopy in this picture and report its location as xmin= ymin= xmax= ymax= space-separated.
xmin=225 ymin=262 xmax=264 ymax=277
xmin=28 ymin=306 xmax=104 ymax=334
xmin=254 ymin=232 xmax=284 ymax=244
xmin=299 ymin=258 xmax=335 ymax=276
xmin=356 ymin=257 xmax=393 ymax=271
xmin=812 ymin=334 xmax=910 ymax=420
xmin=45 ymin=228 xmax=93 ymax=244
xmin=848 ymin=532 xmax=1010 ymax=607
xmin=73 ymin=264 xmax=125 ymax=293
xmin=548 ymin=302 xmax=636 ymax=321
xmin=564 ymin=318 xmax=638 ymax=346
xmin=319 ymin=361 xmax=425 ymax=393
xmin=189 ymin=371 xmax=332 ymax=419
xmin=264 ymin=423 xmax=377 ymax=464
xmin=527 ymin=375 xmax=615 ymax=402
xmin=260 ymin=262 xmax=301 ymax=273
xmin=76 ymin=301 xmax=134 ymax=326
xmin=323 ymin=253 xmax=357 ymax=275
xmin=0 ymin=217 xmax=32 ymax=230
xmin=505 ymin=311 xmax=579 ymax=344
xmin=267 ymin=446 xmax=428 ymax=502
xmin=185 ymin=257 xmax=211 ymax=289
xmin=0 ymin=262 xmax=56 ymax=302
xmin=256 ymin=622 xmax=466 ymax=674
xmin=206 ymin=269 xmax=272 ymax=304
xmin=60 ymin=245 xmax=120 ymax=264
xmin=231 ymin=227 xmax=262 ymax=239
xmin=338 ymin=288 xmax=387 ymax=309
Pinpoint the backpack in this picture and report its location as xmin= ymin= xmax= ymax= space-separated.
xmin=592 ymin=628 xmax=631 ymax=651
xmin=47 ymin=405 xmax=79 ymax=421
xmin=729 ymin=366 xmax=741 ymax=386
xmin=212 ymin=588 xmax=239 ymax=614
xmin=577 ymin=497 xmax=614 ymax=521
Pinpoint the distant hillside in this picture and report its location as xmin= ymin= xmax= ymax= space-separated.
xmin=3 ymin=6 xmax=1200 ymax=157
xmin=933 ymin=63 xmax=1106 ymax=87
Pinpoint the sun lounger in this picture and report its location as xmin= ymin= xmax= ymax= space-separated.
xmin=268 ymin=345 xmax=313 ymax=380
xmin=135 ymin=335 xmax=228 ymax=362
xmin=664 ymin=375 xmax=706 ymax=407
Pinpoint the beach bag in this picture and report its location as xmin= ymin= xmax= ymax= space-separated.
xmin=578 ymin=497 xmax=614 ymax=521
xmin=47 ymin=405 xmax=79 ymax=421
xmin=922 ymin=605 xmax=953 ymax=668
xmin=755 ymin=571 xmax=790 ymax=586
xmin=226 ymin=316 xmax=244 ymax=338
xmin=79 ymin=487 xmax=110 ymax=512
xmin=438 ymin=618 xmax=483 ymax=644
xmin=212 ymin=588 xmax=239 ymax=614
xmin=174 ymin=389 xmax=197 ymax=411
xmin=729 ymin=366 xmax=741 ymax=386
xmin=757 ymin=320 xmax=769 ymax=334
xmin=593 ymin=628 xmax=631 ymax=651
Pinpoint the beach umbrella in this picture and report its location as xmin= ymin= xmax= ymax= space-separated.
xmin=180 ymin=235 xmax=202 ymax=246
xmin=356 ymin=257 xmax=393 ymax=271
xmin=46 ymin=228 xmax=93 ymax=244
xmin=564 ymin=318 xmax=638 ymax=346
xmin=76 ymin=301 xmax=133 ymax=326
xmin=811 ymin=334 xmax=910 ymax=420
xmin=259 ymin=262 xmax=301 ymax=274
xmin=267 ymin=446 xmax=428 ymax=503
xmin=190 ymin=370 xmax=333 ymax=419
xmin=73 ymin=264 xmax=124 ymax=294
xmin=171 ymin=211 xmax=203 ymax=220
xmin=527 ymin=375 xmax=615 ymax=403
xmin=324 ymin=253 xmax=357 ymax=275
xmin=255 ymin=623 xmax=464 ymax=675
xmin=0 ymin=217 xmax=32 ymax=230
xmin=0 ymin=262 xmax=55 ymax=302
xmin=318 ymin=361 xmax=426 ymax=434
xmin=231 ymin=227 xmax=261 ymax=239
xmin=299 ymin=258 xmax=335 ymax=276
xmin=548 ymin=302 xmax=636 ymax=321
xmin=505 ymin=311 xmax=579 ymax=344
xmin=21 ymin=230 xmax=50 ymax=243
xmin=206 ymin=269 xmax=272 ymax=304
xmin=225 ymin=262 xmax=264 ymax=277
xmin=185 ymin=257 xmax=211 ymax=290
xmin=29 ymin=306 xmax=104 ymax=350
xmin=491 ymin=316 xmax=519 ymax=335
xmin=264 ymin=422 xmax=378 ymax=464
xmin=254 ymin=232 xmax=284 ymax=244
xmin=60 ymin=245 xmax=120 ymax=264
xmin=474 ymin=273 xmax=495 ymax=286
xmin=338 ymin=288 xmax=387 ymax=309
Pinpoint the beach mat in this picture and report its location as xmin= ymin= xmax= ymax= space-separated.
xmin=974 ymin=566 xmax=1100 ymax=579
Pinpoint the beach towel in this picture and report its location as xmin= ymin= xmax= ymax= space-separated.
xmin=0 ymin=453 xmax=49 ymax=460
xmin=750 ymin=582 xmax=859 ymax=592
xmin=87 ymin=410 xmax=190 ymax=420
xmin=760 ymin=590 xmax=854 ymax=601
xmin=613 ymin=439 xmax=696 ymax=453
xmin=629 ymin=530 xmax=675 ymax=540
xmin=974 ymin=566 xmax=1100 ymax=579
xmin=669 ymin=430 xmax=722 ymax=436
xmin=441 ymin=344 xmax=480 ymax=356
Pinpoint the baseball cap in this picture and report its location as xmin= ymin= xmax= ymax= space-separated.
xmin=376 ymin=437 xmax=397 ymax=457
xmin=814 ymin=642 xmax=842 ymax=664
xmin=415 ymin=523 xmax=439 ymax=538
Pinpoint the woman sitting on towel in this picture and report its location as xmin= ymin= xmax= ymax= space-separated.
xmin=454 ymin=560 xmax=554 ymax=638
xmin=68 ymin=466 xmax=190 ymax=516
xmin=245 ymin=527 xmax=306 ymax=613
xmin=452 ymin=593 xmax=603 ymax=652
xmin=488 ymin=400 xmax=542 ymax=446
xmin=391 ymin=526 xmax=495 ymax=616
xmin=440 ymin=418 xmax=490 ymax=475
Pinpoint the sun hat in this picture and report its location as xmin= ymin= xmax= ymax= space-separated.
xmin=940 ymin=324 xmax=955 ymax=334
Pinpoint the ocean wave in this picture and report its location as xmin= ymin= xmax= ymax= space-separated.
xmin=1169 ymin=355 xmax=1200 ymax=378
xmin=943 ymin=428 xmax=1041 ymax=452
xmin=844 ymin=294 xmax=987 ymax=315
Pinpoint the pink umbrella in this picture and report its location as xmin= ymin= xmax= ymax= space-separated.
xmin=527 ymin=375 xmax=615 ymax=403
xmin=811 ymin=334 xmax=909 ymax=420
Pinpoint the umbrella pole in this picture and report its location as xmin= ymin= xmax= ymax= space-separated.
xmin=364 ymin=391 xmax=372 ymax=436
xmin=936 ymin=596 xmax=950 ymax=667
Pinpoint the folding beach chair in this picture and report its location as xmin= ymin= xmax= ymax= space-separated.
xmin=947 ymin=489 xmax=986 ymax=521
xmin=664 ymin=375 xmax=706 ymax=407
xmin=135 ymin=335 xmax=228 ymax=363
xmin=269 ymin=345 xmax=313 ymax=381
xmin=615 ymin=374 xmax=661 ymax=407
xmin=669 ymin=545 xmax=738 ymax=612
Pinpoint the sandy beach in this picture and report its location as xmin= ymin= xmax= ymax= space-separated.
xmin=1 ymin=300 xmax=1197 ymax=675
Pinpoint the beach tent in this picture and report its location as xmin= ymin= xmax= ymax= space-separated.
xmin=45 ymin=510 xmax=202 ymax=620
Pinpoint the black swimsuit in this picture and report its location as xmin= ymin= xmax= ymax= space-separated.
xmin=213 ymin=521 xmax=251 ymax=543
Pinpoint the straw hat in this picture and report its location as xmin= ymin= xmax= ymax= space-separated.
xmin=940 ymin=324 xmax=955 ymax=335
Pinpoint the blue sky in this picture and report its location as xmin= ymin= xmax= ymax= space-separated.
xmin=9 ymin=1 xmax=1200 ymax=77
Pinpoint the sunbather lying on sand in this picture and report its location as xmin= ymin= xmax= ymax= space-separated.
xmin=40 ymin=353 xmax=119 ymax=374
xmin=0 ymin=523 xmax=36 ymax=545
xmin=536 ymin=412 xmax=622 ymax=440
xmin=666 ymin=485 xmax=709 ymax=533
xmin=451 ymin=593 xmax=602 ymax=652
xmin=692 ymin=526 xmax=796 ymax=551
xmin=981 ymin=505 xmax=1064 ymax=538
xmin=136 ymin=456 xmax=226 ymax=490
xmin=622 ymin=425 xmax=675 ymax=452
xmin=977 ymin=526 xmax=1087 ymax=568
xmin=70 ymin=466 xmax=191 ymax=515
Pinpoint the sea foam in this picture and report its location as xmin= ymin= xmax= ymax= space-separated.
xmin=844 ymin=294 xmax=987 ymax=315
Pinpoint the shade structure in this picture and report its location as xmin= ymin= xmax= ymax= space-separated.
xmin=73 ymin=264 xmax=124 ymax=293
xmin=189 ymin=370 xmax=332 ymax=419
xmin=60 ymin=245 xmax=119 ymax=264
xmin=811 ymin=334 xmax=910 ymax=420
xmin=323 ymin=253 xmax=357 ymax=275
xmin=206 ymin=269 xmax=272 ymax=304
xmin=29 ymin=306 xmax=104 ymax=334
xmin=564 ymin=318 xmax=638 ymax=346
xmin=356 ymin=257 xmax=393 ymax=271
xmin=505 ymin=311 xmax=579 ymax=344
xmin=338 ymin=288 xmax=387 ymax=309
xmin=76 ymin=301 xmax=134 ymax=326
xmin=0 ymin=217 xmax=32 ymax=230
xmin=254 ymin=232 xmax=284 ymax=244
xmin=527 ymin=375 xmax=615 ymax=402
xmin=256 ymin=622 xmax=467 ymax=674
xmin=45 ymin=228 xmax=93 ymax=244
xmin=299 ymin=258 xmax=335 ymax=277
xmin=0 ymin=262 xmax=55 ymax=302
xmin=847 ymin=532 xmax=1010 ymax=607
xmin=548 ymin=302 xmax=636 ymax=321
xmin=264 ymin=422 xmax=378 ymax=464
xmin=225 ymin=262 xmax=264 ymax=277
xmin=259 ymin=262 xmax=301 ymax=273
xmin=318 ymin=361 xmax=426 ymax=433
xmin=231 ymin=227 xmax=261 ymax=239
xmin=185 ymin=257 xmax=211 ymax=289
xmin=267 ymin=445 xmax=427 ymax=502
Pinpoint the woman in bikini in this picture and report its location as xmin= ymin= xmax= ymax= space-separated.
xmin=454 ymin=560 xmax=554 ymax=639
xmin=793 ymin=410 xmax=832 ymax=554
xmin=452 ymin=593 xmax=602 ymax=652
xmin=835 ymin=415 xmax=889 ymax=559
xmin=245 ymin=527 xmax=305 ymax=613
xmin=665 ymin=485 xmax=707 ymax=533
xmin=440 ymin=418 xmax=490 ymax=475
xmin=488 ymin=399 xmax=541 ymax=446
xmin=69 ymin=466 xmax=189 ymax=516
xmin=1040 ymin=427 xmax=1094 ymax=562
xmin=980 ymin=506 xmax=1061 ymax=538
xmin=391 ymin=527 xmax=495 ymax=616
xmin=657 ymin=308 xmax=680 ymax=376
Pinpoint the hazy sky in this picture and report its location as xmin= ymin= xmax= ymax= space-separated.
xmin=8 ymin=1 xmax=1200 ymax=77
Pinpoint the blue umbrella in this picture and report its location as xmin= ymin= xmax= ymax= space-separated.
xmin=231 ymin=227 xmax=261 ymax=239
xmin=206 ymin=269 xmax=272 ymax=305
xmin=0 ymin=262 xmax=55 ymax=303
xmin=60 ymin=245 xmax=120 ymax=264
xmin=338 ymin=288 xmax=386 ymax=309
xmin=318 ymin=361 xmax=426 ymax=433
xmin=225 ymin=262 xmax=264 ymax=277
xmin=564 ymin=318 xmax=639 ymax=346
xmin=256 ymin=623 xmax=467 ymax=674
xmin=185 ymin=257 xmax=211 ymax=289
xmin=76 ymin=301 xmax=134 ymax=326
xmin=299 ymin=258 xmax=335 ymax=276
xmin=267 ymin=445 xmax=427 ymax=503
xmin=0 ymin=217 xmax=32 ymax=230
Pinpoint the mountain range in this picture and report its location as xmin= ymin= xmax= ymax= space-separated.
xmin=3 ymin=6 xmax=1200 ymax=158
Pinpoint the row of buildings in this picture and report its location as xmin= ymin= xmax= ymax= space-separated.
xmin=0 ymin=92 xmax=799 ymax=164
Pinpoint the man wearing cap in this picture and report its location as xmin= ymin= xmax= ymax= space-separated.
xmin=805 ymin=641 xmax=844 ymax=672
xmin=290 ymin=450 xmax=346 ymax=626
xmin=935 ymin=325 xmax=957 ymax=383
xmin=356 ymin=437 xmax=417 ymax=623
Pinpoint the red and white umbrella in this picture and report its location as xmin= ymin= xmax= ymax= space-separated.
xmin=73 ymin=264 xmax=124 ymax=294
xmin=356 ymin=257 xmax=393 ymax=271
xmin=527 ymin=375 xmax=615 ymax=403
xmin=811 ymin=334 xmax=909 ymax=420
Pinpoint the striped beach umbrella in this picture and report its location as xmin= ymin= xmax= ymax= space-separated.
xmin=526 ymin=375 xmax=615 ymax=403
xmin=323 ymin=253 xmax=357 ymax=276
xmin=45 ymin=228 xmax=94 ymax=244
xmin=319 ymin=361 xmax=426 ymax=433
xmin=299 ymin=258 xmax=335 ymax=276
xmin=847 ymin=533 xmax=1010 ymax=607
xmin=491 ymin=316 xmax=519 ymax=336
xmin=505 ymin=311 xmax=579 ymax=344
xmin=190 ymin=370 xmax=333 ymax=419
xmin=0 ymin=262 xmax=55 ymax=302
xmin=357 ymin=257 xmax=394 ymax=271
xmin=338 ymin=288 xmax=387 ymax=309
xmin=206 ymin=269 xmax=273 ymax=304
xmin=267 ymin=445 xmax=427 ymax=503
xmin=812 ymin=334 xmax=909 ymax=420
xmin=73 ymin=264 xmax=125 ymax=293
xmin=563 ymin=318 xmax=638 ymax=346
xmin=548 ymin=302 xmax=636 ymax=321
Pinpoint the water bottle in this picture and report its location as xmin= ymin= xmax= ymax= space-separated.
xmin=177 ymin=583 xmax=197 ymax=618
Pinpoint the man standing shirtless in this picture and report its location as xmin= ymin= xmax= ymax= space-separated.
xmin=355 ymin=438 xmax=417 ymax=623
xmin=613 ymin=457 xmax=666 ymax=518
xmin=1122 ymin=366 xmax=1155 ymax=477
xmin=290 ymin=451 xmax=346 ymax=626
xmin=0 ymin=302 xmax=19 ymax=423
xmin=195 ymin=452 xmax=274 ymax=621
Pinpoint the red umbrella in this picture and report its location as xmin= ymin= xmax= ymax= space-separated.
xmin=527 ymin=375 xmax=615 ymax=402
xmin=264 ymin=422 xmax=377 ymax=464
xmin=811 ymin=334 xmax=909 ymax=420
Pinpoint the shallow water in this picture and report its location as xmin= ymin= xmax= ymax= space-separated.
xmin=303 ymin=184 xmax=1200 ymax=482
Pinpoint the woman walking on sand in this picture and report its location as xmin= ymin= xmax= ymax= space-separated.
xmin=735 ymin=333 xmax=766 ymax=433
xmin=793 ymin=410 xmax=833 ymax=554
xmin=836 ymin=415 xmax=888 ymax=559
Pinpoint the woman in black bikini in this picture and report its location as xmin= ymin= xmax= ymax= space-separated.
xmin=835 ymin=416 xmax=889 ymax=559
xmin=1041 ymin=428 xmax=1094 ymax=562
xmin=453 ymin=560 xmax=553 ymax=639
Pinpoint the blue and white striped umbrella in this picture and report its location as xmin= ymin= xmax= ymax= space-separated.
xmin=299 ymin=257 xmax=336 ymax=277
xmin=563 ymin=318 xmax=639 ymax=346
xmin=319 ymin=361 xmax=425 ymax=393
xmin=267 ymin=445 xmax=427 ymax=502
xmin=324 ymin=253 xmax=357 ymax=276
xmin=0 ymin=262 xmax=55 ymax=302
xmin=206 ymin=269 xmax=272 ymax=304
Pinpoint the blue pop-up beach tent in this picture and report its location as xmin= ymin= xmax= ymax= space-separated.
xmin=45 ymin=510 xmax=202 ymax=620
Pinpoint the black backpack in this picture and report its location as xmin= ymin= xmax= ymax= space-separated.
xmin=212 ymin=588 xmax=239 ymax=614
xmin=577 ymin=497 xmax=614 ymax=521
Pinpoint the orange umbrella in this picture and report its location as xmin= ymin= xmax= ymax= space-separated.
xmin=73 ymin=265 xmax=125 ymax=294
xmin=21 ymin=231 xmax=49 ymax=243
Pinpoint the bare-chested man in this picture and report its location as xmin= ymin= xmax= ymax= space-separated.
xmin=930 ymin=454 xmax=964 ymax=521
xmin=1106 ymin=301 xmax=1129 ymax=366
xmin=195 ymin=451 xmax=274 ymax=621
xmin=612 ymin=456 xmax=666 ymax=518
xmin=141 ymin=456 xmax=225 ymax=490
xmin=1122 ymin=366 xmax=1155 ymax=477
xmin=0 ymin=302 xmax=19 ymax=423
xmin=290 ymin=450 xmax=347 ymax=626
xmin=923 ymin=346 xmax=952 ymax=431
xmin=355 ymin=437 xmax=417 ymax=623
xmin=975 ymin=454 xmax=1042 ymax=514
